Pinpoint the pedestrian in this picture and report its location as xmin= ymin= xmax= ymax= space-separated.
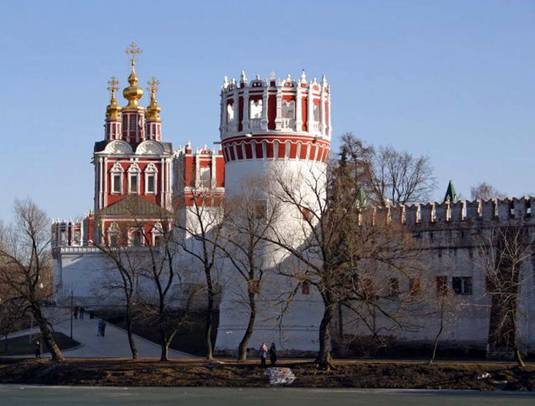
xmin=79 ymin=306 xmax=85 ymax=320
xmin=97 ymin=319 xmax=104 ymax=336
xmin=101 ymin=320 xmax=107 ymax=337
xmin=34 ymin=340 xmax=41 ymax=359
xmin=259 ymin=342 xmax=268 ymax=367
xmin=269 ymin=342 xmax=277 ymax=366
xmin=73 ymin=306 xmax=79 ymax=320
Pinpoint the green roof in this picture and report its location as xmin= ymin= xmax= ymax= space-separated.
xmin=98 ymin=196 xmax=173 ymax=218
xmin=443 ymin=180 xmax=458 ymax=203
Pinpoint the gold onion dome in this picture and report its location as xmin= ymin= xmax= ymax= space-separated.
xmin=123 ymin=67 xmax=144 ymax=108
xmin=106 ymin=77 xmax=121 ymax=121
xmin=146 ymin=77 xmax=161 ymax=122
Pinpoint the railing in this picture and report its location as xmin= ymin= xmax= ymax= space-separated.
xmin=281 ymin=118 xmax=296 ymax=130
xmin=249 ymin=118 xmax=263 ymax=129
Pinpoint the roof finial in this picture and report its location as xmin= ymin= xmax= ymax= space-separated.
xmin=106 ymin=76 xmax=121 ymax=121
xmin=146 ymin=77 xmax=161 ymax=122
xmin=123 ymin=42 xmax=144 ymax=108
xmin=125 ymin=41 xmax=142 ymax=71
xmin=300 ymin=69 xmax=307 ymax=83
xmin=240 ymin=70 xmax=248 ymax=84
xmin=444 ymin=180 xmax=458 ymax=203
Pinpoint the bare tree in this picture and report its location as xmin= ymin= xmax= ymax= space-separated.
xmin=0 ymin=199 xmax=64 ymax=361
xmin=370 ymin=146 xmax=436 ymax=205
xmin=94 ymin=228 xmax=143 ymax=360
xmin=476 ymin=223 xmax=534 ymax=367
xmin=221 ymin=177 xmax=281 ymax=361
xmin=262 ymin=158 xmax=419 ymax=369
xmin=339 ymin=133 xmax=436 ymax=206
xmin=471 ymin=182 xmax=506 ymax=200
xmin=175 ymin=188 xmax=225 ymax=360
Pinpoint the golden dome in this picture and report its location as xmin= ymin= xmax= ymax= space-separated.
xmin=146 ymin=77 xmax=161 ymax=122
xmin=106 ymin=77 xmax=122 ymax=121
xmin=123 ymin=67 xmax=144 ymax=108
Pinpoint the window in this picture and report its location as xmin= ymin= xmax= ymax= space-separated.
xmin=145 ymin=163 xmax=158 ymax=194
xmin=389 ymin=278 xmax=399 ymax=297
xmin=253 ymin=200 xmax=267 ymax=220
xmin=112 ymin=174 xmax=122 ymax=193
xmin=128 ymin=228 xmax=143 ymax=247
xmin=110 ymin=162 xmax=124 ymax=194
xmin=250 ymin=99 xmax=263 ymax=119
xmin=452 ymin=277 xmax=473 ymax=295
xmin=301 ymin=280 xmax=310 ymax=295
xmin=198 ymin=166 xmax=211 ymax=188
xmin=152 ymin=223 xmax=164 ymax=246
xmin=436 ymin=276 xmax=448 ymax=296
xmin=409 ymin=278 xmax=421 ymax=296
xmin=128 ymin=163 xmax=140 ymax=194
xmin=108 ymin=222 xmax=120 ymax=247
xmin=226 ymin=102 xmax=234 ymax=124
xmin=129 ymin=174 xmax=138 ymax=193
xmin=301 ymin=207 xmax=313 ymax=221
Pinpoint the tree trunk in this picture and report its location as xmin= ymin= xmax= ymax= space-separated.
xmin=160 ymin=329 xmax=169 ymax=362
xmin=125 ymin=308 xmax=138 ymax=360
xmin=515 ymin=347 xmax=525 ymax=368
xmin=33 ymin=309 xmax=64 ymax=362
xmin=205 ymin=272 xmax=215 ymax=360
xmin=429 ymin=302 xmax=445 ymax=365
xmin=238 ymin=292 xmax=257 ymax=361
xmin=317 ymin=301 xmax=335 ymax=370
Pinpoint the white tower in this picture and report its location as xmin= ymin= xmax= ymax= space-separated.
xmin=216 ymin=71 xmax=332 ymax=354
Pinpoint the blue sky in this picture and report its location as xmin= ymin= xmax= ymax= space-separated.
xmin=0 ymin=0 xmax=533 ymax=220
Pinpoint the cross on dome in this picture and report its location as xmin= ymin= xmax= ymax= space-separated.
xmin=125 ymin=41 xmax=142 ymax=68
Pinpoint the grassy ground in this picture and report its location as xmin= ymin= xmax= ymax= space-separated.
xmin=0 ymin=358 xmax=534 ymax=390
xmin=0 ymin=333 xmax=79 ymax=356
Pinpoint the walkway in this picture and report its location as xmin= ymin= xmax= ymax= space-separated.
xmin=5 ymin=307 xmax=192 ymax=359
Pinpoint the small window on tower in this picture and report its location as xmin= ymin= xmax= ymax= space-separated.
xmin=199 ymin=167 xmax=211 ymax=188
xmin=129 ymin=174 xmax=139 ymax=194
xmin=146 ymin=174 xmax=156 ymax=194
xmin=112 ymin=174 xmax=122 ymax=194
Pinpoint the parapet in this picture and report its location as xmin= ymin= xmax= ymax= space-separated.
xmin=388 ymin=196 xmax=535 ymax=228
xmin=367 ymin=196 xmax=534 ymax=229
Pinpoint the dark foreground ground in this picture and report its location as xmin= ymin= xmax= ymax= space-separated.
xmin=0 ymin=358 xmax=534 ymax=391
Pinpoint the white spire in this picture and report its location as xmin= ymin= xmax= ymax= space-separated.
xmin=321 ymin=74 xmax=328 ymax=86
xmin=240 ymin=70 xmax=248 ymax=83
xmin=300 ymin=69 xmax=307 ymax=83
xmin=222 ymin=76 xmax=229 ymax=88
xmin=269 ymin=71 xmax=276 ymax=81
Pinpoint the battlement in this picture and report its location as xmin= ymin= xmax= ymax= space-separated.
xmin=219 ymin=70 xmax=331 ymax=141
xmin=367 ymin=196 xmax=534 ymax=229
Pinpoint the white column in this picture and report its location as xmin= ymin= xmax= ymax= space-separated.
xmin=327 ymin=92 xmax=332 ymax=137
xmin=211 ymin=154 xmax=217 ymax=189
xmin=295 ymin=86 xmax=302 ymax=132
xmin=232 ymin=89 xmax=239 ymax=133
xmin=160 ymin=158 xmax=165 ymax=207
xmin=320 ymin=87 xmax=326 ymax=136
xmin=275 ymin=85 xmax=282 ymax=130
xmin=242 ymin=88 xmax=249 ymax=132
xmin=103 ymin=157 xmax=108 ymax=207
xmin=261 ymin=86 xmax=268 ymax=130
xmin=219 ymin=93 xmax=226 ymax=137
xmin=98 ymin=157 xmax=104 ymax=210
xmin=307 ymin=86 xmax=314 ymax=134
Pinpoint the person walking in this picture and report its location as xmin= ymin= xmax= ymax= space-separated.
xmin=34 ymin=339 xmax=41 ymax=359
xmin=259 ymin=342 xmax=268 ymax=367
xmin=101 ymin=320 xmax=107 ymax=337
xmin=73 ymin=306 xmax=79 ymax=320
xmin=269 ymin=342 xmax=277 ymax=366
xmin=79 ymin=306 xmax=85 ymax=320
xmin=97 ymin=319 xmax=104 ymax=336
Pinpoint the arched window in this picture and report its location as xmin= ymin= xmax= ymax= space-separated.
xmin=108 ymin=222 xmax=120 ymax=247
xmin=145 ymin=163 xmax=158 ymax=194
xmin=152 ymin=222 xmax=164 ymax=246
xmin=110 ymin=162 xmax=124 ymax=194
xmin=281 ymin=100 xmax=296 ymax=129
xmin=128 ymin=227 xmax=143 ymax=247
xmin=226 ymin=102 xmax=234 ymax=124
xmin=249 ymin=99 xmax=263 ymax=119
xmin=128 ymin=163 xmax=140 ymax=194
